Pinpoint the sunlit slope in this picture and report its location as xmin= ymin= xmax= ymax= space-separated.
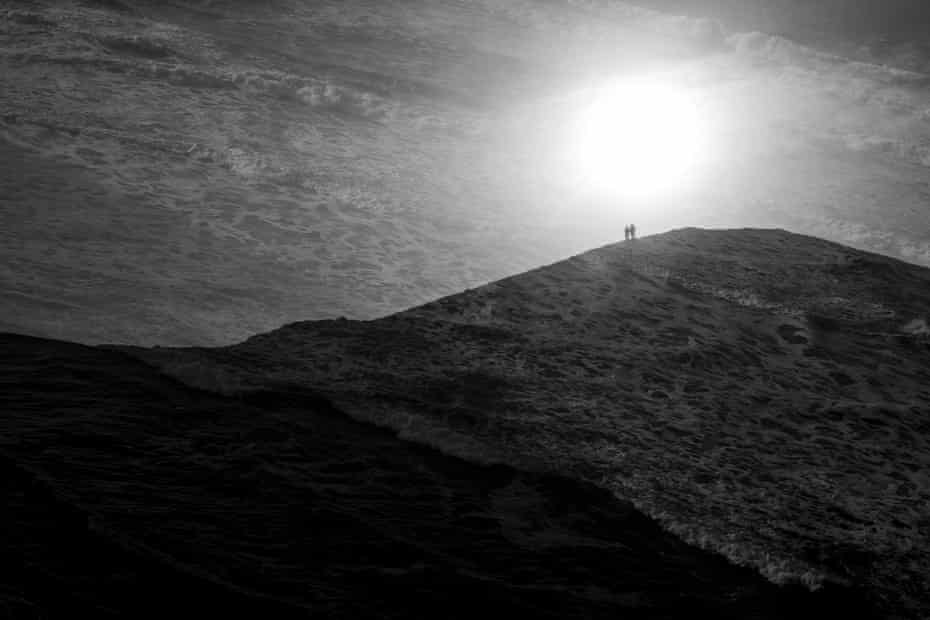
xmin=130 ymin=228 xmax=930 ymax=617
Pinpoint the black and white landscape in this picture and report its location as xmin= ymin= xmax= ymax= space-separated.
xmin=2 ymin=1 xmax=929 ymax=619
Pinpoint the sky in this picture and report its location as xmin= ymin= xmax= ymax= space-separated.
xmin=632 ymin=0 xmax=930 ymax=69
xmin=425 ymin=0 xmax=930 ymax=261
xmin=2 ymin=0 xmax=930 ymax=344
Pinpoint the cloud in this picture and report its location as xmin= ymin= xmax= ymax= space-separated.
xmin=594 ymin=3 xmax=728 ymax=53
xmin=727 ymin=29 xmax=930 ymax=88
xmin=683 ymin=17 xmax=727 ymax=52
xmin=895 ymin=240 xmax=930 ymax=266
xmin=232 ymin=71 xmax=394 ymax=120
xmin=478 ymin=0 xmax=727 ymax=57
xmin=727 ymin=31 xmax=811 ymax=65
xmin=296 ymin=83 xmax=392 ymax=120
xmin=708 ymin=28 xmax=930 ymax=170
xmin=650 ymin=14 xmax=727 ymax=53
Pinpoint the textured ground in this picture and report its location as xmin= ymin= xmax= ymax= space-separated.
xmin=3 ymin=0 xmax=930 ymax=346
xmin=130 ymin=228 xmax=930 ymax=618
xmin=0 ymin=333 xmax=881 ymax=618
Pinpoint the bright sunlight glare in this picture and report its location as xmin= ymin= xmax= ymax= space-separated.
xmin=570 ymin=79 xmax=706 ymax=200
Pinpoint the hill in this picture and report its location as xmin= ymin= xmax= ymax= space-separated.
xmin=127 ymin=228 xmax=930 ymax=617
xmin=0 ymin=332 xmax=878 ymax=618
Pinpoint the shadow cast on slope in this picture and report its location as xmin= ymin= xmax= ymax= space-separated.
xmin=0 ymin=333 xmax=884 ymax=618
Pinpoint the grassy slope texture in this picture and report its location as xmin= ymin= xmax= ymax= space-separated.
xmin=1 ymin=336 xmax=877 ymax=619
xmin=130 ymin=228 xmax=930 ymax=618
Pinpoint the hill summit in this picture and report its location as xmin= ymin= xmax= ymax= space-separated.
xmin=129 ymin=228 xmax=930 ymax=617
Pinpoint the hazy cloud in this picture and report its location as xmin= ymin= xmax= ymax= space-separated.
xmin=233 ymin=70 xmax=394 ymax=120
xmin=706 ymin=28 xmax=930 ymax=171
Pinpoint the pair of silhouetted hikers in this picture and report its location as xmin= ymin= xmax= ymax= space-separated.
xmin=624 ymin=224 xmax=637 ymax=241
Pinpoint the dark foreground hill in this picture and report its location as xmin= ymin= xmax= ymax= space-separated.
xmin=0 ymin=333 xmax=877 ymax=619
xmin=123 ymin=228 xmax=930 ymax=618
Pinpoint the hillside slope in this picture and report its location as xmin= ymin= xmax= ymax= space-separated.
xmin=130 ymin=228 xmax=930 ymax=617
xmin=2 ymin=333 xmax=879 ymax=618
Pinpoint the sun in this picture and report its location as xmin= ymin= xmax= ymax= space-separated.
xmin=570 ymin=79 xmax=705 ymax=200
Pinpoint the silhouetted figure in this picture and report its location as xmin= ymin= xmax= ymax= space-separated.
xmin=630 ymin=224 xmax=637 ymax=240
xmin=624 ymin=225 xmax=630 ymax=241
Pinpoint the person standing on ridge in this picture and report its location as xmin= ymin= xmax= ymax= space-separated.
xmin=624 ymin=225 xmax=630 ymax=241
xmin=630 ymin=223 xmax=637 ymax=240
